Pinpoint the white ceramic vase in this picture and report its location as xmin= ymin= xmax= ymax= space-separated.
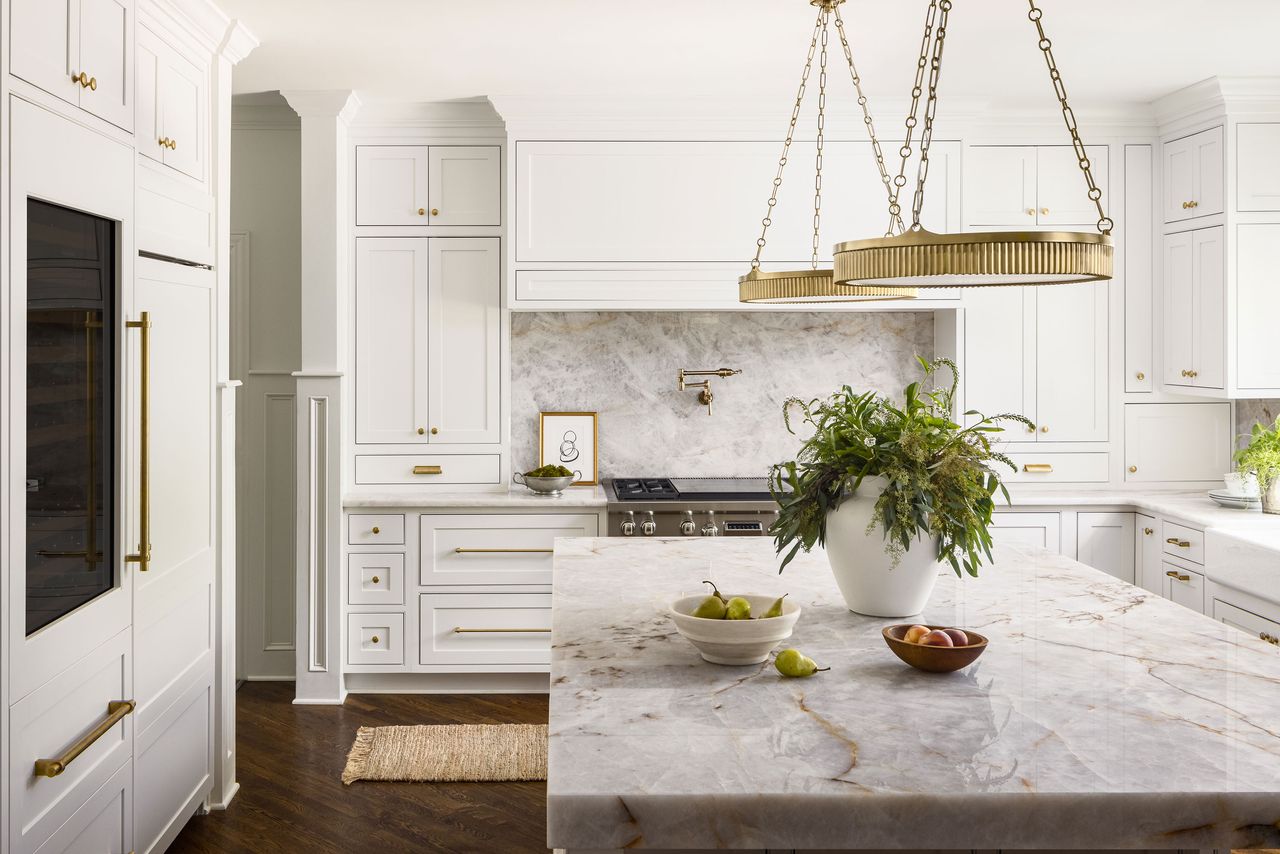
xmin=1263 ymin=477 xmax=1280 ymax=516
xmin=824 ymin=477 xmax=943 ymax=617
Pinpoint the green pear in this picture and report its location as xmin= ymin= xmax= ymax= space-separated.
xmin=691 ymin=593 xmax=727 ymax=619
xmin=761 ymin=594 xmax=788 ymax=619
xmin=725 ymin=596 xmax=752 ymax=620
xmin=701 ymin=580 xmax=728 ymax=603
xmin=774 ymin=648 xmax=830 ymax=678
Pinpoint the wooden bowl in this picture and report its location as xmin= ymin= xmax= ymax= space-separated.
xmin=882 ymin=625 xmax=989 ymax=673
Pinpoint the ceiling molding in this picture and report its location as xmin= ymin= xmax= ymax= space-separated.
xmin=219 ymin=20 xmax=259 ymax=65
xmin=281 ymin=90 xmax=363 ymax=124
xmin=140 ymin=0 xmax=231 ymax=53
xmin=1153 ymin=76 xmax=1280 ymax=130
xmin=350 ymin=98 xmax=505 ymax=130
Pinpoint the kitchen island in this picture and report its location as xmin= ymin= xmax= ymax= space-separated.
xmin=548 ymin=537 xmax=1280 ymax=852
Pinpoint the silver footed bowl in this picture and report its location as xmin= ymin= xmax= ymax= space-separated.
xmin=513 ymin=472 xmax=578 ymax=496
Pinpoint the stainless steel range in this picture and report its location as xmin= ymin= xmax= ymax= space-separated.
xmin=604 ymin=477 xmax=781 ymax=537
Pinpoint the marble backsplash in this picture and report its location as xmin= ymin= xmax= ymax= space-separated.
xmin=1237 ymin=399 xmax=1280 ymax=447
xmin=510 ymin=311 xmax=934 ymax=478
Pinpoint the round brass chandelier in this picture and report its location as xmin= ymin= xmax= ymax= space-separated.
xmin=740 ymin=0 xmax=1113 ymax=303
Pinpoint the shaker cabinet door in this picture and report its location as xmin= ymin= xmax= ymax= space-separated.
xmin=77 ymin=0 xmax=133 ymax=131
xmin=1035 ymin=145 xmax=1108 ymax=226
xmin=1163 ymin=126 xmax=1223 ymax=223
xmin=1190 ymin=227 xmax=1225 ymax=390
xmin=963 ymin=285 xmax=1035 ymax=440
xmin=156 ymin=45 xmax=204 ymax=180
xmin=1123 ymin=403 xmax=1231 ymax=483
xmin=134 ymin=25 xmax=162 ymax=162
xmin=10 ymin=0 xmax=80 ymax=104
xmin=428 ymin=145 xmax=501 ymax=226
xmin=1035 ymin=281 xmax=1108 ymax=442
xmin=965 ymin=146 xmax=1037 ymax=226
xmin=356 ymin=146 xmax=430 ymax=225
xmin=1076 ymin=512 xmax=1135 ymax=584
xmin=1162 ymin=231 xmax=1195 ymax=387
xmin=355 ymin=238 xmax=430 ymax=444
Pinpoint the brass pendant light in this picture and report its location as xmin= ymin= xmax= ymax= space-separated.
xmin=833 ymin=0 xmax=1114 ymax=289
xmin=738 ymin=0 xmax=916 ymax=304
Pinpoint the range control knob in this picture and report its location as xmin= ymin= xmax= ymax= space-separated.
xmin=679 ymin=513 xmax=697 ymax=536
xmin=700 ymin=511 xmax=720 ymax=537
xmin=641 ymin=511 xmax=657 ymax=536
xmin=620 ymin=511 xmax=636 ymax=537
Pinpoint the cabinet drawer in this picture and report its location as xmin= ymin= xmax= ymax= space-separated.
xmin=1002 ymin=453 xmax=1109 ymax=484
xmin=420 ymin=514 xmax=599 ymax=586
xmin=348 ymin=553 xmax=405 ymax=605
xmin=347 ymin=613 xmax=405 ymax=665
xmin=10 ymin=631 xmax=133 ymax=854
xmin=347 ymin=513 xmax=405 ymax=545
xmin=1213 ymin=598 xmax=1280 ymax=646
xmin=990 ymin=512 xmax=1061 ymax=553
xmin=1161 ymin=520 xmax=1204 ymax=564
xmin=32 ymin=760 xmax=132 ymax=854
xmin=354 ymin=454 xmax=501 ymax=485
xmin=419 ymin=593 xmax=552 ymax=666
xmin=1162 ymin=561 xmax=1205 ymax=613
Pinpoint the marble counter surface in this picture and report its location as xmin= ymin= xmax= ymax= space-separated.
xmin=342 ymin=485 xmax=607 ymax=509
xmin=1007 ymin=487 xmax=1280 ymax=536
xmin=548 ymin=537 xmax=1280 ymax=851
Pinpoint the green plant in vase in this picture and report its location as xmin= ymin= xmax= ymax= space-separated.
xmin=1235 ymin=414 xmax=1280 ymax=514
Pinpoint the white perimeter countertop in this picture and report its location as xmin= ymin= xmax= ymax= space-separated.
xmin=342 ymin=485 xmax=608 ymax=509
xmin=547 ymin=537 xmax=1280 ymax=851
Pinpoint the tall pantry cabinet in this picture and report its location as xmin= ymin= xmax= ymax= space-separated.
xmin=2 ymin=2 xmax=255 ymax=853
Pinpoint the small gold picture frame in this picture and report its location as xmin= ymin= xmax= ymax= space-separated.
xmin=538 ymin=411 xmax=598 ymax=485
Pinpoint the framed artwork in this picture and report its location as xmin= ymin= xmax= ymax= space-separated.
xmin=539 ymin=411 xmax=598 ymax=485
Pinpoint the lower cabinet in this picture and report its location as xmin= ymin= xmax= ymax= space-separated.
xmin=990 ymin=512 xmax=1061 ymax=552
xmin=1076 ymin=512 xmax=1136 ymax=584
xmin=32 ymin=761 xmax=132 ymax=854
xmin=1161 ymin=560 xmax=1206 ymax=614
xmin=1134 ymin=513 xmax=1161 ymax=593
xmin=1213 ymin=596 xmax=1280 ymax=646
xmin=419 ymin=593 xmax=552 ymax=666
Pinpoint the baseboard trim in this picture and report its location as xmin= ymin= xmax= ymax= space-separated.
xmin=207 ymin=781 xmax=240 ymax=811
xmin=344 ymin=671 xmax=550 ymax=694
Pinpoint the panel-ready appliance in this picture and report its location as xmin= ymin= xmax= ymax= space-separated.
xmin=605 ymin=477 xmax=781 ymax=537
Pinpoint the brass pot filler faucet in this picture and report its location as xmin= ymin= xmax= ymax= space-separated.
xmin=678 ymin=368 xmax=741 ymax=416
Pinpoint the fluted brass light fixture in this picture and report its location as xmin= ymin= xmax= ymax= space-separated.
xmin=738 ymin=0 xmax=916 ymax=304
xmin=833 ymin=0 xmax=1113 ymax=289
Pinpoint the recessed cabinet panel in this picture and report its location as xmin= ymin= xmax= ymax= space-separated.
xmin=1076 ymin=512 xmax=1135 ymax=584
xmin=1124 ymin=145 xmax=1154 ymax=392
xmin=1124 ymin=403 xmax=1230 ymax=483
xmin=1162 ymin=562 xmax=1205 ymax=614
xmin=1036 ymin=282 xmax=1108 ymax=442
xmin=1193 ymin=228 xmax=1226 ymax=390
xmin=32 ymin=760 xmax=133 ymax=854
xmin=419 ymin=593 xmax=552 ymax=666
xmin=348 ymin=553 xmax=405 ymax=606
xmin=78 ymin=0 xmax=132 ymax=131
xmin=11 ymin=0 xmax=80 ymax=106
xmin=427 ymin=238 xmax=500 ymax=443
xmin=1237 ymin=123 xmax=1280 ymax=211
xmin=1161 ymin=520 xmax=1205 ymax=565
xmin=1164 ymin=126 xmax=1223 ymax=223
xmin=965 ymin=147 xmax=1036 ymax=225
xmin=355 ymin=238 xmax=429 ymax=444
xmin=1236 ymin=224 xmax=1280 ymax=390
xmin=989 ymin=512 xmax=1061 ymax=553
xmin=135 ymin=27 xmax=161 ymax=161
xmin=420 ymin=514 xmax=598 ymax=586
xmin=157 ymin=45 xmax=203 ymax=179
xmin=963 ymin=285 xmax=1034 ymax=440
xmin=356 ymin=146 xmax=430 ymax=225
xmin=1035 ymin=145 xmax=1108 ymax=226
xmin=1162 ymin=230 xmax=1195 ymax=388
xmin=428 ymin=146 xmax=501 ymax=226
xmin=1135 ymin=513 xmax=1161 ymax=594
xmin=347 ymin=613 xmax=405 ymax=665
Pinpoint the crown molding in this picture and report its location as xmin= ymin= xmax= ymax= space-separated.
xmin=350 ymin=98 xmax=505 ymax=130
xmin=281 ymin=90 xmax=363 ymax=125
xmin=1153 ymin=76 xmax=1280 ymax=131
xmin=219 ymin=20 xmax=259 ymax=65
xmin=140 ymin=0 xmax=229 ymax=53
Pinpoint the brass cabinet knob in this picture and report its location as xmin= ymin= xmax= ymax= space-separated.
xmin=169 ymin=138 xmax=176 ymax=150
xmin=1261 ymin=632 xmax=1279 ymax=646
xmin=1025 ymin=208 xmax=1035 ymax=216
xmin=1040 ymin=207 xmax=1049 ymax=215
xmin=418 ymin=207 xmax=426 ymax=215
xmin=371 ymin=576 xmax=380 ymax=584
xmin=1040 ymin=425 xmax=1049 ymax=433
xmin=417 ymin=427 xmax=425 ymax=435
xmin=1136 ymin=371 xmax=1145 ymax=380
xmin=1188 ymin=200 xmax=1198 ymax=209
xmin=371 ymin=526 xmax=380 ymax=534
xmin=1189 ymin=369 xmax=1198 ymax=378
xmin=430 ymin=427 xmax=439 ymax=435
xmin=370 ymin=635 xmax=380 ymax=644
xmin=1129 ymin=466 xmax=1138 ymax=473
xmin=1143 ymin=527 xmax=1153 ymax=535
xmin=430 ymin=208 xmax=440 ymax=216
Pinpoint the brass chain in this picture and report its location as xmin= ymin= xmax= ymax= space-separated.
xmin=832 ymin=5 xmax=899 ymax=235
xmin=909 ymin=0 xmax=951 ymax=230
xmin=1026 ymin=0 xmax=1113 ymax=234
xmin=811 ymin=6 xmax=830 ymax=269
xmin=750 ymin=6 xmax=825 ymax=270
xmin=884 ymin=0 xmax=941 ymax=236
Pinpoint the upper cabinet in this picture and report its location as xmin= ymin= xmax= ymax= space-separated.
xmin=964 ymin=145 xmax=1108 ymax=227
xmin=1162 ymin=126 xmax=1223 ymax=223
xmin=135 ymin=23 xmax=206 ymax=180
xmin=10 ymin=0 xmax=134 ymax=131
xmin=1162 ymin=227 xmax=1224 ymax=391
xmin=1237 ymin=124 xmax=1280 ymax=212
xmin=356 ymin=145 xmax=500 ymax=227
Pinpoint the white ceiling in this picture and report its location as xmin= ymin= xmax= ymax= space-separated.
xmin=219 ymin=0 xmax=1280 ymax=109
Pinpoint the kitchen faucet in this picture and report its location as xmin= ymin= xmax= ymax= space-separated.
xmin=677 ymin=368 xmax=741 ymax=416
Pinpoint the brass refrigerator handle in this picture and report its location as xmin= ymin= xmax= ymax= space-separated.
xmin=452 ymin=627 xmax=551 ymax=633
xmin=453 ymin=547 xmax=554 ymax=554
xmin=34 ymin=700 xmax=135 ymax=778
xmin=125 ymin=312 xmax=151 ymax=571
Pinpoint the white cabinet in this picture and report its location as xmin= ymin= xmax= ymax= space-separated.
xmin=965 ymin=145 xmax=1107 ymax=227
xmin=1124 ymin=403 xmax=1231 ymax=483
xmin=1076 ymin=512 xmax=1136 ymax=584
xmin=1163 ymin=126 xmax=1223 ymax=223
xmin=964 ymin=283 xmax=1107 ymax=442
xmin=1135 ymin=513 xmax=1161 ymax=594
xmin=990 ymin=512 xmax=1061 ymax=552
xmin=1124 ymin=144 xmax=1154 ymax=392
xmin=1161 ymin=561 xmax=1205 ymax=614
xmin=356 ymin=145 xmax=500 ymax=226
xmin=1236 ymin=124 xmax=1280 ymax=212
xmin=429 ymin=146 xmax=501 ymax=226
xmin=1162 ymin=227 xmax=1224 ymax=390
xmin=1213 ymin=597 xmax=1280 ymax=646
xmin=135 ymin=24 xmax=205 ymax=180
xmin=420 ymin=514 xmax=598 ymax=586
xmin=419 ymin=593 xmax=552 ymax=666
xmin=11 ymin=0 xmax=134 ymax=131
xmin=355 ymin=238 xmax=500 ymax=445
xmin=1235 ymin=224 xmax=1280 ymax=390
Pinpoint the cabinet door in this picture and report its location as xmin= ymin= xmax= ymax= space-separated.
xmin=1124 ymin=403 xmax=1231 ymax=483
xmin=965 ymin=147 xmax=1037 ymax=226
xmin=1134 ymin=513 xmax=1160 ymax=594
xmin=1162 ymin=562 xmax=1205 ymax=613
xmin=10 ymin=0 xmax=80 ymax=105
xmin=1162 ymin=231 xmax=1195 ymax=387
xmin=77 ymin=0 xmax=133 ymax=131
xmin=1124 ymin=145 xmax=1154 ymax=392
xmin=355 ymin=239 xmax=429 ymax=444
xmin=963 ymin=285 xmax=1035 ymax=440
xmin=134 ymin=25 xmax=162 ymax=163
xmin=157 ymin=45 xmax=204 ymax=180
xmin=1237 ymin=123 xmax=1280 ymax=212
xmin=1163 ymin=134 xmax=1196 ymax=223
xmin=1191 ymin=126 xmax=1225 ymax=218
xmin=1236 ymin=223 xmax=1280 ymax=390
xmin=355 ymin=146 xmax=430 ymax=226
xmin=1164 ymin=126 xmax=1223 ymax=222
xmin=1035 ymin=145 xmax=1108 ymax=226
xmin=428 ymin=146 xmax=501 ymax=226
xmin=427 ymin=238 xmax=500 ymax=443
xmin=1036 ymin=282 xmax=1107 ymax=442
xmin=1076 ymin=512 xmax=1135 ymax=584
xmin=990 ymin=512 xmax=1061 ymax=553
xmin=1191 ymin=226 xmax=1225 ymax=390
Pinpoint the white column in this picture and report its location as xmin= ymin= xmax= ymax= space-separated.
xmin=280 ymin=90 xmax=361 ymax=704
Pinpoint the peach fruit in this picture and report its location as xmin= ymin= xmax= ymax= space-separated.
xmin=903 ymin=624 xmax=931 ymax=644
xmin=942 ymin=628 xmax=969 ymax=646
xmin=919 ymin=630 xmax=955 ymax=647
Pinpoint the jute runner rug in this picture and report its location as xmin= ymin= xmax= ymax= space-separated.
xmin=341 ymin=723 xmax=548 ymax=784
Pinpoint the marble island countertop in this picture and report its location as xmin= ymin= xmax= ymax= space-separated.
xmin=548 ymin=537 xmax=1280 ymax=852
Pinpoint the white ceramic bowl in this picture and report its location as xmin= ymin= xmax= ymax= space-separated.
xmin=668 ymin=594 xmax=802 ymax=665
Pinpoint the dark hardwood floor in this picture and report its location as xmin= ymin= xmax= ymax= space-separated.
xmin=170 ymin=682 xmax=550 ymax=854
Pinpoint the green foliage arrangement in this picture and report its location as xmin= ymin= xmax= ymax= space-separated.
xmin=769 ymin=357 xmax=1033 ymax=578
xmin=1235 ymin=415 xmax=1280 ymax=491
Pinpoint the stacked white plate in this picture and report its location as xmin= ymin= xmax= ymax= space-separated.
xmin=1208 ymin=489 xmax=1262 ymax=510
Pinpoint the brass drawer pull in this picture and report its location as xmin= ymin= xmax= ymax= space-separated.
xmin=1165 ymin=570 xmax=1191 ymax=582
xmin=1260 ymin=632 xmax=1279 ymax=646
xmin=1166 ymin=538 xmax=1191 ymax=548
xmin=453 ymin=547 xmax=554 ymax=554
xmin=34 ymin=700 xmax=135 ymax=778
xmin=1022 ymin=463 xmax=1053 ymax=473
xmin=413 ymin=465 xmax=442 ymax=475
xmin=453 ymin=627 xmax=551 ymax=634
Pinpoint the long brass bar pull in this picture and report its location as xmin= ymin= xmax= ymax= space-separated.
xmin=453 ymin=547 xmax=554 ymax=554
xmin=1022 ymin=463 xmax=1054 ymax=473
xmin=125 ymin=312 xmax=152 ymax=571
xmin=34 ymin=700 xmax=135 ymax=778
xmin=452 ymin=627 xmax=551 ymax=634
